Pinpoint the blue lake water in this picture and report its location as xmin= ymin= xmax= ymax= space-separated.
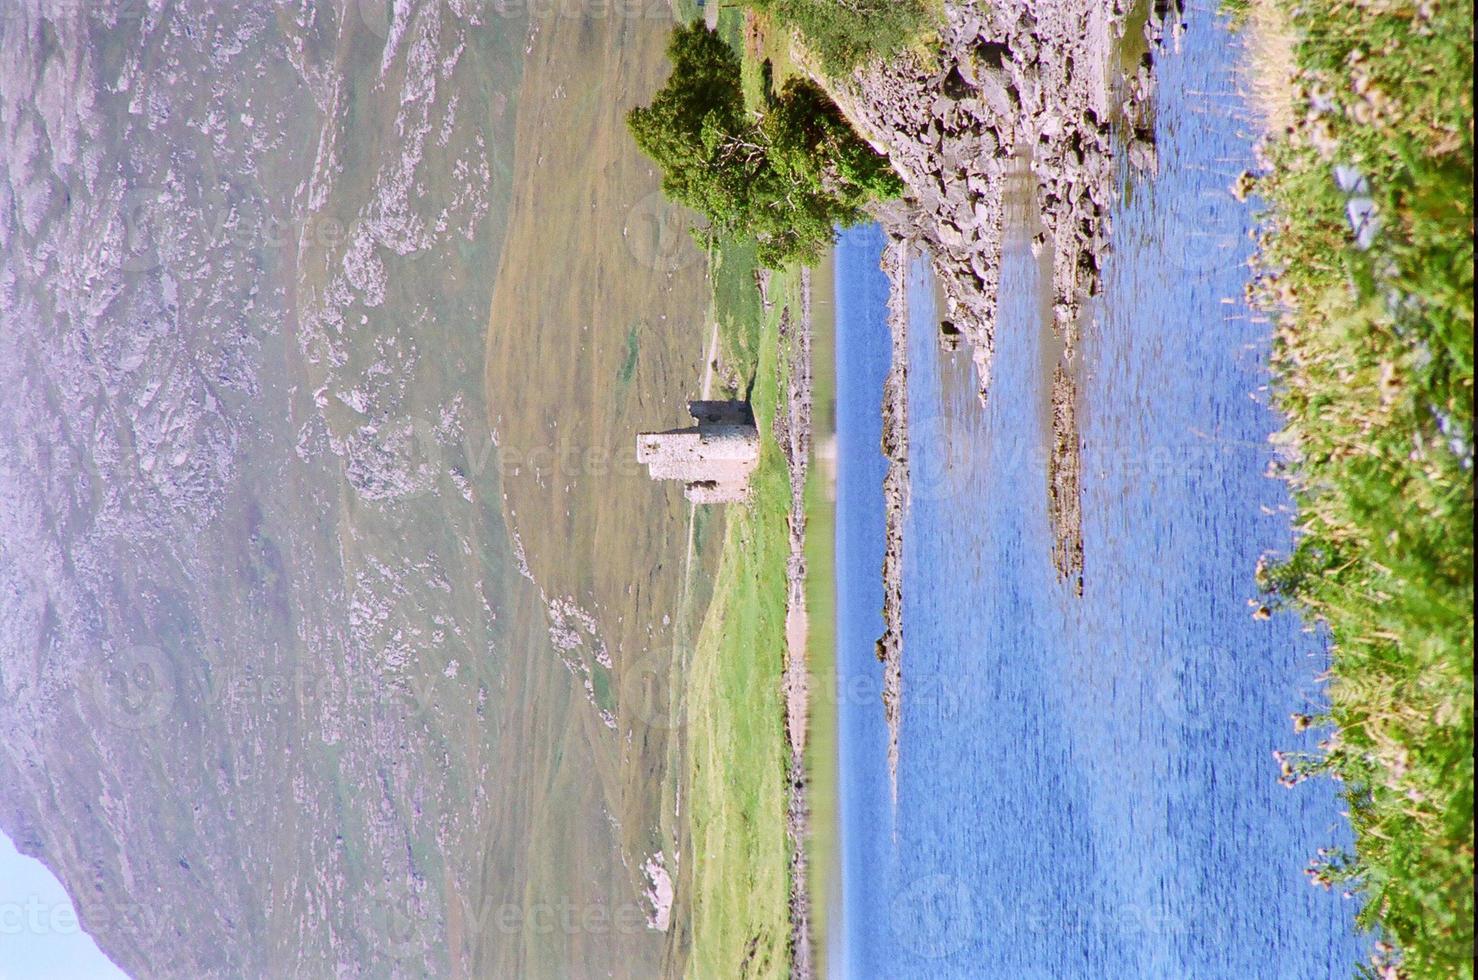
xmin=831 ymin=13 xmax=1366 ymax=980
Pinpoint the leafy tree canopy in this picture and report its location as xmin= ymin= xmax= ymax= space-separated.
xmin=627 ymin=23 xmax=900 ymax=267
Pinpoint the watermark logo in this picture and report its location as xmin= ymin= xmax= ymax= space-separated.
xmin=623 ymin=191 xmax=704 ymax=274
xmin=1145 ymin=649 xmax=1219 ymax=736
xmin=57 ymin=0 xmax=149 ymax=28
xmin=494 ymin=0 xmax=676 ymax=20
xmin=86 ymin=645 xmax=175 ymax=729
xmin=1020 ymin=900 xmax=1187 ymax=936
xmin=118 ymin=185 xmax=169 ymax=275
xmin=890 ymin=873 xmax=976 ymax=959
xmin=1168 ymin=184 xmax=1243 ymax=280
xmin=484 ymin=896 xmax=652 ymax=935
xmin=908 ymin=413 xmax=974 ymax=504
xmin=361 ymin=896 xmax=428 ymax=960
xmin=0 ymin=897 xmax=81 ymax=937
xmin=352 ymin=0 xmax=676 ymax=41
xmin=498 ymin=436 xmax=643 ymax=485
xmin=619 ymin=647 xmax=684 ymax=733
xmin=353 ymin=0 xmax=396 ymax=39
xmin=345 ymin=413 xmax=446 ymax=503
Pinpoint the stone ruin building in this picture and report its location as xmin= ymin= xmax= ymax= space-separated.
xmin=636 ymin=400 xmax=760 ymax=504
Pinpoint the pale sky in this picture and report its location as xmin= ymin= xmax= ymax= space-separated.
xmin=0 ymin=832 xmax=128 ymax=980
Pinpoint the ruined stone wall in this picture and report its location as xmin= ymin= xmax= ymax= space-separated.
xmin=635 ymin=401 xmax=760 ymax=503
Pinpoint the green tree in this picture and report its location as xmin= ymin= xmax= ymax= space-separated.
xmin=626 ymin=24 xmax=900 ymax=267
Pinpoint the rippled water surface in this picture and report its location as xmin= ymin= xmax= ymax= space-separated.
xmin=833 ymin=10 xmax=1365 ymax=979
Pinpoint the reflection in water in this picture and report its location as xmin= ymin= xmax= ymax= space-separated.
xmin=834 ymin=8 xmax=1364 ymax=979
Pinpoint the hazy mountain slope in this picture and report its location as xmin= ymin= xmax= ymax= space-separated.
xmin=0 ymin=3 xmax=671 ymax=976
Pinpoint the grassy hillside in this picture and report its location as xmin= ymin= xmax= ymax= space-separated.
xmin=1240 ymin=1 xmax=1474 ymax=975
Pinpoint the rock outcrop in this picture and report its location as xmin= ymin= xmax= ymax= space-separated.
xmin=877 ymin=238 xmax=911 ymax=800
xmin=825 ymin=0 xmax=1184 ymax=769
xmin=829 ymin=0 xmax=1179 ymax=409
xmin=773 ymin=272 xmax=816 ymax=980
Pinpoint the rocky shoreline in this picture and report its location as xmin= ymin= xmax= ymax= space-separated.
xmin=876 ymin=238 xmax=911 ymax=801
xmin=773 ymin=269 xmax=815 ymax=979
xmin=813 ymin=0 xmax=1182 ymax=773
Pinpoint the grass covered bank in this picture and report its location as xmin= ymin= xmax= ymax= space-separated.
xmin=742 ymin=0 xmax=937 ymax=74
xmin=1237 ymin=1 xmax=1474 ymax=975
xmin=681 ymin=243 xmax=800 ymax=980
xmin=653 ymin=8 xmax=855 ymax=977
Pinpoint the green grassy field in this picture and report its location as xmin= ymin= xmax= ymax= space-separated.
xmin=673 ymin=7 xmax=849 ymax=975
xmin=1239 ymin=1 xmax=1474 ymax=975
xmin=682 ymin=245 xmax=796 ymax=980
